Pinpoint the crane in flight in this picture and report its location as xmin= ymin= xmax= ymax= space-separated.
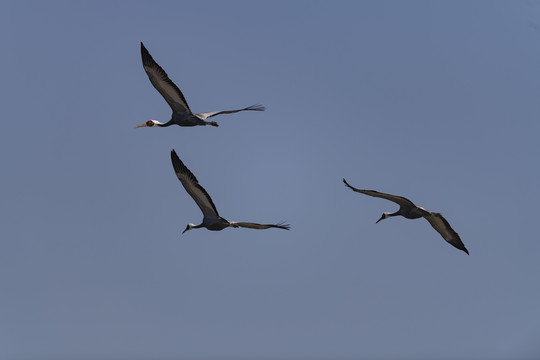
xmin=171 ymin=149 xmax=290 ymax=234
xmin=137 ymin=42 xmax=265 ymax=128
xmin=343 ymin=179 xmax=468 ymax=255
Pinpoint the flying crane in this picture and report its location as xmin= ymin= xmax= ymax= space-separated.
xmin=171 ymin=150 xmax=290 ymax=234
xmin=137 ymin=42 xmax=265 ymax=128
xmin=343 ymin=179 xmax=468 ymax=254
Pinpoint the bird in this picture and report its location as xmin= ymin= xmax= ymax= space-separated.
xmin=136 ymin=42 xmax=265 ymax=128
xmin=343 ymin=179 xmax=469 ymax=255
xmin=170 ymin=149 xmax=290 ymax=234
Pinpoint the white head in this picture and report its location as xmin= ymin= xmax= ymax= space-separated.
xmin=182 ymin=223 xmax=196 ymax=234
xmin=135 ymin=120 xmax=163 ymax=128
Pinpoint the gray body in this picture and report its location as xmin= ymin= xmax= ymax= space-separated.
xmin=171 ymin=111 xmax=208 ymax=127
xmin=198 ymin=216 xmax=232 ymax=231
xmin=397 ymin=206 xmax=430 ymax=220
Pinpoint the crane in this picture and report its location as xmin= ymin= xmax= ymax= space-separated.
xmin=171 ymin=149 xmax=290 ymax=233
xmin=343 ymin=179 xmax=468 ymax=254
xmin=137 ymin=42 xmax=265 ymax=128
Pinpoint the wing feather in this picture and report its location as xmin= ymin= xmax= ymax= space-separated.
xmin=170 ymin=150 xmax=219 ymax=219
xmin=342 ymin=179 xmax=416 ymax=207
xmin=196 ymin=104 xmax=266 ymax=120
xmin=231 ymin=222 xmax=290 ymax=230
xmin=141 ymin=42 xmax=191 ymax=114
xmin=424 ymin=213 xmax=469 ymax=255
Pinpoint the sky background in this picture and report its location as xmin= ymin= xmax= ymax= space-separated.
xmin=2 ymin=1 xmax=540 ymax=359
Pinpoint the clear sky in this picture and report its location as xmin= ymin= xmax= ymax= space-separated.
xmin=2 ymin=1 xmax=540 ymax=359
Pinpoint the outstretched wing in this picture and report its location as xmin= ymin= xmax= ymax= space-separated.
xmin=343 ymin=179 xmax=416 ymax=207
xmin=170 ymin=150 xmax=219 ymax=219
xmin=196 ymin=104 xmax=265 ymax=120
xmin=424 ymin=213 xmax=469 ymax=255
xmin=141 ymin=42 xmax=191 ymax=114
xmin=231 ymin=221 xmax=290 ymax=230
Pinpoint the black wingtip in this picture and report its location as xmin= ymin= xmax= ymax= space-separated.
xmin=455 ymin=243 xmax=469 ymax=255
xmin=247 ymin=104 xmax=266 ymax=111
xmin=170 ymin=149 xmax=181 ymax=169
xmin=170 ymin=149 xmax=193 ymax=177
xmin=277 ymin=222 xmax=291 ymax=230
xmin=140 ymin=42 xmax=151 ymax=60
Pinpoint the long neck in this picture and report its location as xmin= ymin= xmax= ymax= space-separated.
xmin=158 ymin=120 xmax=174 ymax=127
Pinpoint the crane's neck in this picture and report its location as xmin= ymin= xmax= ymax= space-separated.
xmin=377 ymin=211 xmax=400 ymax=223
xmin=159 ymin=120 xmax=175 ymax=127
xmin=183 ymin=222 xmax=204 ymax=234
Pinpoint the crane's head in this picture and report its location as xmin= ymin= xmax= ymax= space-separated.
xmin=376 ymin=212 xmax=391 ymax=224
xmin=182 ymin=223 xmax=196 ymax=234
xmin=135 ymin=120 xmax=162 ymax=128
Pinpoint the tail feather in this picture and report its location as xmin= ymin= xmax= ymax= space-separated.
xmin=206 ymin=121 xmax=219 ymax=127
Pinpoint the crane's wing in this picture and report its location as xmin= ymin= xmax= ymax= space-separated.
xmin=343 ymin=179 xmax=416 ymax=207
xmin=424 ymin=213 xmax=469 ymax=255
xmin=170 ymin=150 xmax=219 ymax=219
xmin=141 ymin=42 xmax=191 ymax=114
xmin=230 ymin=221 xmax=290 ymax=230
xmin=195 ymin=104 xmax=265 ymax=120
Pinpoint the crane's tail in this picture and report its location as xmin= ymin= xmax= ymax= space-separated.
xmin=205 ymin=121 xmax=219 ymax=127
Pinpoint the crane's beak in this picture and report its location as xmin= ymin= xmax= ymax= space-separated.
xmin=135 ymin=123 xmax=147 ymax=128
xmin=376 ymin=215 xmax=384 ymax=224
xmin=182 ymin=225 xmax=190 ymax=234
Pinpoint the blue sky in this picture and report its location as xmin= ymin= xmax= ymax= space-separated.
xmin=2 ymin=1 xmax=540 ymax=359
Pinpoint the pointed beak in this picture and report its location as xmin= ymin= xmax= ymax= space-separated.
xmin=376 ymin=215 xmax=384 ymax=224
xmin=135 ymin=123 xmax=147 ymax=128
